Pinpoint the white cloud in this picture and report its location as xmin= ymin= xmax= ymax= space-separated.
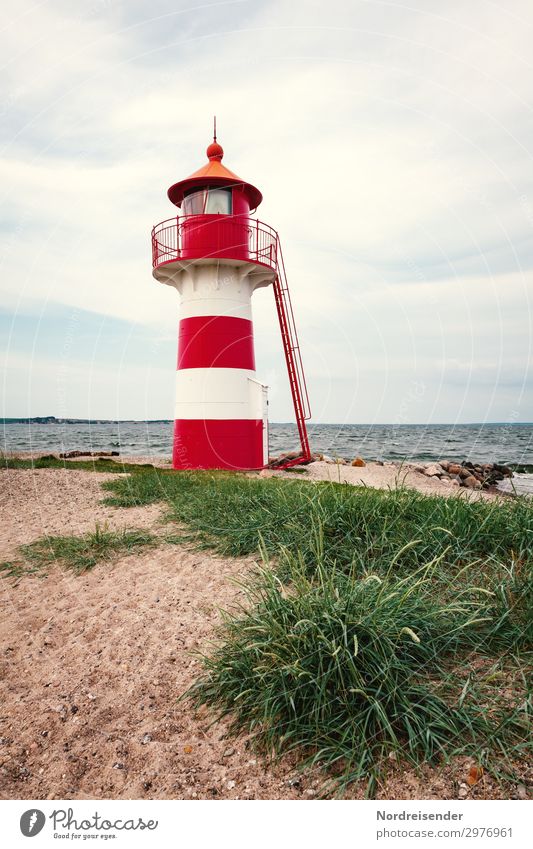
xmin=1 ymin=0 xmax=532 ymax=421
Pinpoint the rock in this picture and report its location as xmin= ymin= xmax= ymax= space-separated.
xmin=447 ymin=463 xmax=463 ymax=475
xmin=463 ymin=475 xmax=481 ymax=489
xmin=351 ymin=457 xmax=366 ymax=467
xmin=458 ymin=785 xmax=469 ymax=798
xmin=493 ymin=463 xmax=513 ymax=477
xmin=334 ymin=458 xmax=347 ymax=465
xmin=424 ymin=463 xmax=445 ymax=477
xmin=459 ymin=468 xmax=471 ymax=479
xmin=287 ymin=777 xmax=301 ymax=787
xmin=450 ymin=479 xmax=460 ymax=487
xmin=438 ymin=460 xmax=450 ymax=471
xmin=141 ymin=734 xmax=152 ymax=745
xmin=227 ymin=780 xmax=236 ymax=789
xmin=322 ymin=455 xmax=335 ymax=464
xmin=59 ymin=450 xmax=119 ymax=458
xmin=440 ymin=478 xmax=453 ymax=487
xmin=113 ymin=762 xmax=125 ymax=770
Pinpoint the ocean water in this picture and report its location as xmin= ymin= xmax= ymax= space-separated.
xmin=2 ymin=421 xmax=532 ymax=467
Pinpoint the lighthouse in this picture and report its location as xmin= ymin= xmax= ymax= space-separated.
xmin=151 ymin=125 xmax=311 ymax=470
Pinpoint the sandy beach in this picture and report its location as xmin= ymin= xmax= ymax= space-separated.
xmin=0 ymin=458 xmax=525 ymax=800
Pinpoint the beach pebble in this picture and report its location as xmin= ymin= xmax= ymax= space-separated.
xmin=227 ymin=780 xmax=236 ymax=789
xmin=351 ymin=457 xmax=366 ymax=467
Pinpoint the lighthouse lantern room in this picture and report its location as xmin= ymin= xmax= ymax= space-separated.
xmin=151 ymin=124 xmax=311 ymax=470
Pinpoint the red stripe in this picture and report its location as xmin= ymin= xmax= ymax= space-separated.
xmin=177 ymin=315 xmax=255 ymax=370
xmin=173 ymin=419 xmax=264 ymax=470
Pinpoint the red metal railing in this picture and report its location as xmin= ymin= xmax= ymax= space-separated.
xmin=152 ymin=215 xmax=278 ymax=270
xmin=151 ymin=215 xmax=312 ymax=463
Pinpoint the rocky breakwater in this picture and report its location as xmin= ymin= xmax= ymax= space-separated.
xmin=414 ymin=460 xmax=513 ymax=490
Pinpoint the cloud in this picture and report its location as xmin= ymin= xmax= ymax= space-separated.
xmin=1 ymin=0 xmax=532 ymax=422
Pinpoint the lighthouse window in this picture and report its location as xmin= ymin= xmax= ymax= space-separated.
xmin=183 ymin=187 xmax=232 ymax=215
xmin=182 ymin=190 xmax=205 ymax=215
xmin=206 ymin=188 xmax=232 ymax=214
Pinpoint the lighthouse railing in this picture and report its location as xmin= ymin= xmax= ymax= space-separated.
xmin=151 ymin=216 xmax=278 ymax=271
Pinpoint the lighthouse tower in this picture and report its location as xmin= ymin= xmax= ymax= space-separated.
xmin=151 ymin=127 xmax=311 ymax=470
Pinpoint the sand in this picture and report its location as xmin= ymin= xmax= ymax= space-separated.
xmin=0 ymin=458 xmax=519 ymax=800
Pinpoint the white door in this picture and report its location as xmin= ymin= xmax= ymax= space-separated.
xmin=262 ymin=384 xmax=269 ymax=465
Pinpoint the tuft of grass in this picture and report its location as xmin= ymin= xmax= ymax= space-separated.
xmin=186 ymin=546 xmax=532 ymax=794
xmin=103 ymin=470 xmax=532 ymax=570
xmin=12 ymin=524 xmax=156 ymax=575
xmin=1 ymin=454 xmax=154 ymax=474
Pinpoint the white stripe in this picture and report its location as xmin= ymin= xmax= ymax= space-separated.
xmin=179 ymin=296 xmax=252 ymax=321
xmin=175 ymin=368 xmax=264 ymax=420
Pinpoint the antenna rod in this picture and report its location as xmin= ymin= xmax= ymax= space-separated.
xmin=213 ymin=115 xmax=217 ymax=142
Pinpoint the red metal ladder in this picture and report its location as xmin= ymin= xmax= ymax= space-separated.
xmin=272 ymin=238 xmax=312 ymax=463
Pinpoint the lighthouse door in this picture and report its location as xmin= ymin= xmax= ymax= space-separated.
xmin=261 ymin=384 xmax=269 ymax=465
xmin=248 ymin=377 xmax=269 ymax=467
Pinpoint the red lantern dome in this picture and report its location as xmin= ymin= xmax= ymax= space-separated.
xmin=167 ymin=136 xmax=262 ymax=211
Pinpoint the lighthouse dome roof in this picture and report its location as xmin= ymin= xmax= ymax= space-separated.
xmin=167 ymin=139 xmax=263 ymax=211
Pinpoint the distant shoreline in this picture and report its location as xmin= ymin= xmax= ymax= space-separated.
xmin=3 ymin=417 xmax=533 ymax=427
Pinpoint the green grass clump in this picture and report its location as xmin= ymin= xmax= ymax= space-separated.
xmin=8 ymin=525 xmax=156 ymax=575
xmin=187 ymin=547 xmax=531 ymax=793
xmin=103 ymin=469 xmax=532 ymax=575
xmin=1 ymin=454 xmax=153 ymax=473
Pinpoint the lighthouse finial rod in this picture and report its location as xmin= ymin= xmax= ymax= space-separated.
xmin=213 ymin=115 xmax=217 ymax=143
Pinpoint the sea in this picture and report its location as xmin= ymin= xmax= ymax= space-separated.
xmin=2 ymin=420 xmax=532 ymax=464
xmin=6 ymin=420 xmax=532 ymax=493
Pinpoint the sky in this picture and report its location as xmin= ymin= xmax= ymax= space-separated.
xmin=1 ymin=0 xmax=532 ymax=424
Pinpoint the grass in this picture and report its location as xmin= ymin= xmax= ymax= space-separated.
xmin=2 ymin=524 xmax=156 ymax=576
xmin=4 ymin=458 xmax=532 ymax=792
xmin=1 ymin=454 xmax=154 ymax=473
xmin=186 ymin=546 xmax=531 ymax=795
xmin=101 ymin=468 xmax=532 ymax=789
xmin=103 ymin=468 xmax=532 ymax=571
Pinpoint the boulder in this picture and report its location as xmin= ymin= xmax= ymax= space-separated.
xmin=438 ymin=460 xmax=450 ymax=471
xmin=493 ymin=463 xmax=513 ymax=477
xmin=424 ymin=463 xmax=445 ymax=477
xmin=463 ymin=475 xmax=481 ymax=489
xmin=351 ymin=457 xmax=366 ymax=467
xmin=447 ymin=463 xmax=463 ymax=475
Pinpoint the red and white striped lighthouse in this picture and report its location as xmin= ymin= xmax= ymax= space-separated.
xmin=151 ymin=125 xmax=311 ymax=470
